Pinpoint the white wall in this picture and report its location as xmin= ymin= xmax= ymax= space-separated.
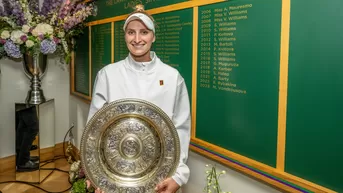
xmin=0 ymin=56 xmax=70 ymax=157
xmin=184 ymin=151 xmax=281 ymax=193
xmin=69 ymin=95 xmax=90 ymax=148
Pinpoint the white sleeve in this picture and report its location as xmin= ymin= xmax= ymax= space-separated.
xmin=171 ymin=75 xmax=191 ymax=186
xmin=87 ymin=70 xmax=108 ymax=123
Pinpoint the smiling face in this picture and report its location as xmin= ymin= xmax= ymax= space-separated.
xmin=125 ymin=20 xmax=155 ymax=62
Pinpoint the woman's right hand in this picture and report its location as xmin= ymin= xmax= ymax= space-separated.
xmin=86 ymin=180 xmax=105 ymax=193
xmin=94 ymin=188 xmax=105 ymax=193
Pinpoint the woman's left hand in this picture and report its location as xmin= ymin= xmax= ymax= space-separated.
xmin=155 ymin=178 xmax=180 ymax=193
xmin=86 ymin=180 xmax=105 ymax=193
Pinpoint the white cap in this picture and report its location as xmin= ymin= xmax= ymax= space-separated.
xmin=123 ymin=13 xmax=155 ymax=33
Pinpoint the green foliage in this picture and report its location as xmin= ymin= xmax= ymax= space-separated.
xmin=0 ymin=21 xmax=11 ymax=30
xmin=0 ymin=46 xmax=6 ymax=59
xmin=72 ymin=178 xmax=87 ymax=193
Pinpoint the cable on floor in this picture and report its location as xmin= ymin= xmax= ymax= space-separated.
xmin=0 ymin=180 xmax=72 ymax=193
xmin=0 ymin=156 xmax=72 ymax=193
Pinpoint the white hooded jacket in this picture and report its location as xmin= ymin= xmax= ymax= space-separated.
xmin=87 ymin=51 xmax=191 ymax=187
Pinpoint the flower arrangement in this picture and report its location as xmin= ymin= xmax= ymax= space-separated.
xmin=204 ymin=164 xmax=232 ymax=193
xmin=0 ymin=0 xmax=97 ymax=63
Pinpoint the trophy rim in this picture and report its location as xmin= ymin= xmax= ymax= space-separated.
xmin=80 ymin=98 xmax=180 ymax=192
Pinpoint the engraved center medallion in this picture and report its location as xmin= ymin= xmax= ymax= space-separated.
xmin=121 ymin=135 xmax=141 ymax=158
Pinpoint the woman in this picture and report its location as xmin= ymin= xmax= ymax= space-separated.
xmin=87 ymin=5 xmax=191 ymax=193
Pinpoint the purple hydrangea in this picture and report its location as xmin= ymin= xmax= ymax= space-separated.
xmin=4 ymin=40 xmax=22 ymax=58
xmin=40 ymin=39 xmax=56 ymax=54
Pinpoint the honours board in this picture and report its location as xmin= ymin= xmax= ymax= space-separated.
xmin=91 ymin=23 xmax=112 ymax=89
xmin=196 ymin=0 xmax=282 ymax=167
xmin=114 ymin=20 xmax=128 ymax=62
xmin=285 ymin=0 xmax=343 ymax=192
xmin=152 ymin=8 xmax=193 ymax=99
xmin=73 ymin=29 xmax=90 ymax=96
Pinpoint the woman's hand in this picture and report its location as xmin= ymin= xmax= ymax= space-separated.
xmin=155 ymin=178 xmax=180 ymax=193
xmin=86 ymin=178 xmax=180 ymax=193
xmin=94 ymin=188 xmax=105 ymax=193
xmin=86 ymin=180 xmax=105 ymax=193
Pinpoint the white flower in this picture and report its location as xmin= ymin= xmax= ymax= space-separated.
xmin=10 ymin=30 xmax=25 ymax=44
xmin=69 ymin=172 xmax=76 ymax=182
xmin=22 ymin=25 xmax=31 ymax=33
xmin=32 ymin=23 xmax=54 ymax=36
xmin=1 ymin=30 xmax=10 ymax=39
xmin=70 ymin=160 xmax=81 ymax=172
xmin=58 ymin=31 xmax=65 ymax=38
xmin=26 ymin=40 xmax=35 ymax=48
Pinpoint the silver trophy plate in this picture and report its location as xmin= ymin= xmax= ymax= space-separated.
xmin=80 ymin=99 xmax=180 ymax=193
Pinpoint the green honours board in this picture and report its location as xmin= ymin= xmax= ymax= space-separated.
xmin=114 ymin=21 xmax=128 ymax=62
xmin=91 ymin=23 xmax=112 ymax=89
xmin=74 ymin=29 xmax=90 ymax=96
xmin=152 ymin=8 xmax=193 ymax=98
xmin=89 ymin=0 xmax=188 ymax=21
xmin=196 ymin=0 xmax=282 ymax=167
xmin=285 ymin=0 xmax=343 ymax=192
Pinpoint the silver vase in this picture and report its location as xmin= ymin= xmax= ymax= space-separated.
xmin=23 ymin=53 xmax=48 ymax=104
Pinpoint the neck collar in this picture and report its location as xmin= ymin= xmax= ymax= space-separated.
xmin=126 ymin=51 xmax=157 ymax=72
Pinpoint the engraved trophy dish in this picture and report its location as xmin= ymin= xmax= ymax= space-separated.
xmin=80 ymin=99 xmax=180 ymax=193
xmin=23 ymin=53 xmax=47 ymax=104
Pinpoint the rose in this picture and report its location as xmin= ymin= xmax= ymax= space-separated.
xmin=10 ymin=30 xmax=25 ymax=44
xmin=25 ymin=40 xmax=35 ymax=48
xmin=20 ymin=35 xmax=28 ymax=42
xmin=1 ymin=30 xmax=10 ymax=39
xmin=22 ymin=25 xmax=31 ymax=33
xmin=32 ymin=23 xmax=54 ymax=36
